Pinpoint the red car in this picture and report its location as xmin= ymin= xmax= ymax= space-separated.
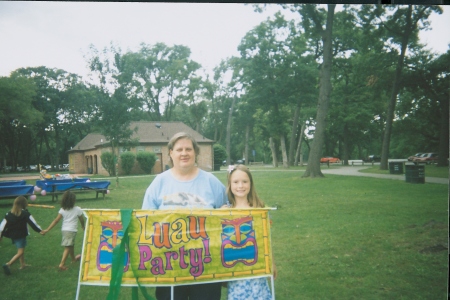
xmin=413 ymin=153 xmax=438 ymax=164
xmin=320 ymin=157 xmax=341 ymax=163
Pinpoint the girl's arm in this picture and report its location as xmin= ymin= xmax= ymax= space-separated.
xmin=27 ymin=214 xmax=44 ymax=233
xmin=0 ymin=218 xmax=6 ymax=240
xmin=41 ymin=214 xmax=62 ymax=234
xmin=78 ymin=215 xmax=85 ymax=231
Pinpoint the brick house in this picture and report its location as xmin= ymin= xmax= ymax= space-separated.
xmin=67 ymin=121 xmax=214 ymax=176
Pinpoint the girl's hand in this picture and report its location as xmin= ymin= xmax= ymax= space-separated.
xmin=220 ymin=204 xmax=229 ymax=209
xmin=40 ymin=230 xmax=47 ymax=235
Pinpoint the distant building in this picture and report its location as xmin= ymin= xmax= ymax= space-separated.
xmin=68 ymin=121 xmax=214 ymax=176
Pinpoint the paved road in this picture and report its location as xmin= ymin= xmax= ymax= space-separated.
xmin=321 ymin=166 xmax=448 ymax=185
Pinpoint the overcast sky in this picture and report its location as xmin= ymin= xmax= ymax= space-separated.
xmin=0 ymin=2 xmax=448 ymax=80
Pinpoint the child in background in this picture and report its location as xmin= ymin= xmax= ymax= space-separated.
xmin=224 ymin=164 xmax=276 ymax=300
xmin=0 ymin=196 xmax=44 ymax=275
xmin=41 ymin=191 xmax=85 ymax=271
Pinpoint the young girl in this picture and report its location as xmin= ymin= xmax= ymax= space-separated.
xmin=224 ymin=164 xmax=276 ymax=300
xmin=0 ymin=196 xmax=44 ymax=275
xmin=41 ymin=191 xmax=85 ymax=271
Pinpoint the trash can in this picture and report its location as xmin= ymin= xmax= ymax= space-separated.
xmin=389 ymin=162 xmax=404 ymax=174
xmin=214 ymin=164 xmax=221 ymax=171
xmin=88 ymin=167 xmax=93 ymax=174
xmin=405 ymin=164 xmax=425 ymax=184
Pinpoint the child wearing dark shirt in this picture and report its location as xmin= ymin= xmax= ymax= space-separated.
xmin=0 ymin=196 xmax=43 ymax=275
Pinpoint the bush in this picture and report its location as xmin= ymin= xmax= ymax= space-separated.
xmin=101 ymin=151 xmax=116 ymax=176
xmin=213 ymin=144 xmax=227 ymax=165
xmin=120 ymin=151 xmax=136 ymax=175
xmin=136 ymin=151 xmax=157 ymax=174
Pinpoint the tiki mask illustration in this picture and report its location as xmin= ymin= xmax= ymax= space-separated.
xmin=220 ymin=216 xmax=257 ymax=267
xmin=97 ymin=221 xmax=129 ymax=271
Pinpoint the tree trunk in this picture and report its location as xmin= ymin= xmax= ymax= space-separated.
xmin=289 ymin=100 xmax=301 ymax=166
xmin=342 ymin=123 xmax=349 ymax=166
xmin=303 ymin=4 xmax=335 ymax=178
xmin=244 ymin=124 xmax=250 ymax=165
xmin=226 ymin=97 xmax=236 ymax=165
xmin=380 ymin=5 xmax=412 ymax=170
xmin=437 ymin=96 xmax=449 ymax=167
xmin=295 ymin=122 xmax=306 ymax=166
xmin=280 ymin=135 xmax=289 ymax=168
xmin=269 ymin=137 xmax=278 ymax=168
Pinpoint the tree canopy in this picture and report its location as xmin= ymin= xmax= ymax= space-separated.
xmin=1 ymin=4 xmax=447 ymax=173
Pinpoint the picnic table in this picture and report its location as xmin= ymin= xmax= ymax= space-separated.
xmin=35 ymin=178 xmax=90 ymax=192
xmin=0 ymin=185 xmax=34 ymax=199
xmin=38 ymin=180 xmax=111 ymax=201
xmin=0 ymin=180 xmax=27 ymax=187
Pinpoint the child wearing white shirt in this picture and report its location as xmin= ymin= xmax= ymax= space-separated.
xmin=42 ymin=191 xmax=85 ymax=271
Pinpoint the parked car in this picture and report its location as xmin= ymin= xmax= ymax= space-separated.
xmin=408 ymin=153 xmax=423 ymax=161
xmin=413 ymin=152 xmax=438 ymax=164
xmin=364 ymin=155 xmax=381 ymax=162
xmin=222 ymin=159 xmax=234 ymax=166
xmin=320 ymin=157 xmax=341 ymax=163
xmin=59 ymin=164 xmax=69 ymax=171
xmin=2 ymin=166 xmax=12 ymax=172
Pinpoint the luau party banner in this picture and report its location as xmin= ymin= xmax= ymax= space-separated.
xmin=78 ymin=209 xmax=274 ymax=286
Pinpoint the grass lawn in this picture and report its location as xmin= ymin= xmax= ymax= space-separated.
xmin=0 ymin=169 xmax=448 ymax=299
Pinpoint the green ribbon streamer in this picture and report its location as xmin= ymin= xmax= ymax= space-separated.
xmin=107 ymin=209 xmax=154 ymax=300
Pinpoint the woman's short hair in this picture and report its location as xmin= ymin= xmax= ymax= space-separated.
xmin=167 ymin=132 xmax=200 ymax=166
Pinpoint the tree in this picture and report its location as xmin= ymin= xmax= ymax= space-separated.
xmin=237 ymin=13 xmax=302 ymax=168
xmin=11 ymin=67 xmax=90 ymax=170
xmin=0 ymin=76 xmax=42 ymax=170
xmin=378 ymin=5 xmax=442 ymax=170
xmin=395 ymin=49 xmax=449 ymax=166
xmin=300 ymin=4 xmax=336 ymax=178
xmin=117 ymin=43 xmax=201 ymax=121
xmin=86 ymin=44 xmax=140 ymax=185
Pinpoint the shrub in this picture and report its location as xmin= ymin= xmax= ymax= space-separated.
xmin=101 ymin=151 xmax=116 ymax=176
xmin=120 ymin=151 xmax=136 ymax=175
xmin=136 ymin=151 xmax=157 ymax=174
xmin=213 ymin=144 xmax=227 ymax=165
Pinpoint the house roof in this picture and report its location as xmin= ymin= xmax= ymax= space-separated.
xmin=69 ymin=121 xmax=213 ymax=152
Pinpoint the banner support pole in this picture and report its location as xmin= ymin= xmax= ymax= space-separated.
xmin=75 ymin=211 xmax=89 ymax=300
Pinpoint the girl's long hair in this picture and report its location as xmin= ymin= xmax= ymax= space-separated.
xmin=11 ymin=196 xmax=27 ymax=216
xmin=226 ymin=164 xmax=264 ymax=208
xmin=61 ymin=191 xmax=76 ymax=210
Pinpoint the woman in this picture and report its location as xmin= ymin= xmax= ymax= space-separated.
xmin=142 ymin=132 xmax=227 ymax=300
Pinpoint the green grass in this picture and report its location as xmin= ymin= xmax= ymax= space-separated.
xmin=0 ymin=170 xmax=448 ymax=300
